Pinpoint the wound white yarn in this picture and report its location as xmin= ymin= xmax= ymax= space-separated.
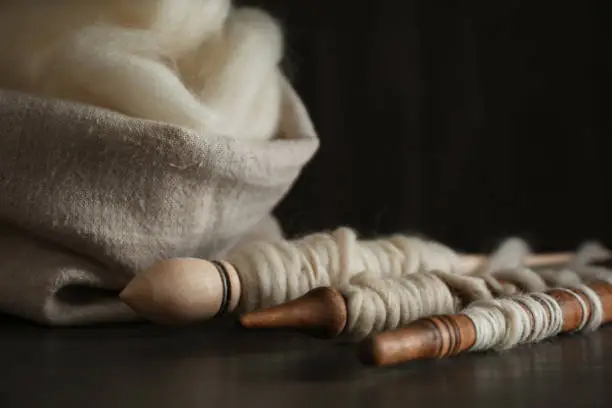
xmin=455 ymin=239 xmax=610 ymax=353
xmin=461 ymin=301 xmax=508 ymax=350
xmin=230 ymin=227 xmax=610 ymax=344
xmin=553 ymin=288 xmax=590 ymax=332
xmin=222 ymin=224 xmax=612 ymax=348
xmin=335 ymin=236 xmax=609 ymax=342
xmin=462 ymin=293 xmax=565 ymax=351
xmin=227 ymin=227 xmax=467 ymax=312
xmin=453 ymin=239 xmax=610 ymax=353
xmin=461 ymin=283 xmax=606 ymax=353
xmin=225 ymin=222 xmax=609 ymax=344
xmin=580 ymin=285 xmax=604 ymax=332
xmin=339 ymin=271 xmax=460 ymax=340
xmin=559 ymin=285 xmax=604 ymax=332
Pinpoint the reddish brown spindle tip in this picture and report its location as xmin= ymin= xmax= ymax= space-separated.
xmin=239 ymin=287 xmax=348 ymax=338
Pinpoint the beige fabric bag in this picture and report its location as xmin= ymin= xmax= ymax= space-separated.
xmin=0 ymin=80 xmax=318 ymax=325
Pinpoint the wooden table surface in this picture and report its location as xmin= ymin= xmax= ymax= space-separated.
xmin=1 ymin=313 xmax=610 ymax=408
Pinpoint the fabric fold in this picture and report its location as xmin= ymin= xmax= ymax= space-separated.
xmin=0 ymin=79 xmax=318 ymax=325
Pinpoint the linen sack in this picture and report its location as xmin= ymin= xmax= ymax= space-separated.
xmin=0 ymin=80 xmax=318 ymax=325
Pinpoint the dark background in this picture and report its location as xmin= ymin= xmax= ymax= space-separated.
xmin=239 ymin=1 xmax=610 ymax=253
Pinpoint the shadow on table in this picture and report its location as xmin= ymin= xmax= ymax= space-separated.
xmin=3 ymin=309 xmax=609 ymax=384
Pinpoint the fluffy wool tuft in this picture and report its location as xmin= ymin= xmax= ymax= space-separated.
xmin=0 ymin=0 xmax=285 ymax=140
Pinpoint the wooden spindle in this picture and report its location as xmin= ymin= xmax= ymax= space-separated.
xmin=239 ymin=287 xmax=348 ymax=338
xmin=238 ymin=252 xmax=596 ymax=337
xmin=120 ymin=251 xmax=605 ymax=325
xmin=358 ymin=281 xmax=612 ymax=367
xmin=119 ymin=258 xmax=242 ymax=324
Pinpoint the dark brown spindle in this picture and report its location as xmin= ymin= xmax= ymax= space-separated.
xmin=239 ymin=287 xmax=348 ymax=338
xmin=359 ymin=281 xmax=612 ymax=367
xmin=238 ymin=253 xmax=596 ymax=336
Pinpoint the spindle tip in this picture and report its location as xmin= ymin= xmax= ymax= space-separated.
xmin=240 ymin=287 xmax=348 ymax=338
xmin=119 ymin=258 xmax=241 ymax=324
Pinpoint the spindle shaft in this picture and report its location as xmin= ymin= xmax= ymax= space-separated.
xmin=238 ymin=252 xmax=600 ymax=334
xmin=358 ymin=281 xmax=612 ymax=366
xmin=121 ymin=249 xmax=608 ymax=325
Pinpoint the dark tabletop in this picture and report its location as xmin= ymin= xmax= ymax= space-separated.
xmin=1 ymin=312 xmax=610 ymax=408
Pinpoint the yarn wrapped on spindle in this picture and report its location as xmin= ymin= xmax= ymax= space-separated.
xmin=361 ymin=280 xmax=612 ymax=366
xmin=122 ymin=227 xmax=496 ymax=324
xmin=240 ymin=239 xmax=612 ymax=340
xmin=227 ymin=227 xmax=466 ymax=313
xmin=356 ymin=244 xmax=612 ymax=366
xmin=339 ymin=272 xmax=464 ymax=340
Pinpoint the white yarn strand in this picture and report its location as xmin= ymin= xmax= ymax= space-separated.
xmin=231 ymin=229 xmax=610 ymax=347
xmin=552 ymin=288 xmax=590 ymax=333
xmin=459 ymin=282 xmax=608 ymax=355
xmin=340 ymin=272 xmax=460 ymax=340
xmin=566 ymin=285 xmax=604 ymax=332
xmin=462 ymin=293 xmax=565 ymax=352
xmin=228 ymin=227 xmax=467 ymax=312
